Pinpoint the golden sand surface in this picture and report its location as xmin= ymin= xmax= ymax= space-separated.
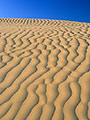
xmin=0 ymin=18 xmax=90 ymax=120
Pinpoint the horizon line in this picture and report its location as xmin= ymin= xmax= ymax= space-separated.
xmin=0 ymin=17 xmax=90 ymax=24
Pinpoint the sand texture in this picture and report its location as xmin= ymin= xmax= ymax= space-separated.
xmin=0 ymin=18 xmax=90 ymax=120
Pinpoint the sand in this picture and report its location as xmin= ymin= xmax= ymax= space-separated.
xmin=0 ymin=18 xmax=90 ymax=120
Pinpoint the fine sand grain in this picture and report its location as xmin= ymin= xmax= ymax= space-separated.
xmin=0 ymin=18 xmax=90 ymax=120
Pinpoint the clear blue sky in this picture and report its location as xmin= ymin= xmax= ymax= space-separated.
xmin=0 ymin=0 xmax=90 ymax=23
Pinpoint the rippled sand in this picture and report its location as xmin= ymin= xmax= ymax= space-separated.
xmin=0 ymin=18 xmax=90 ymax=120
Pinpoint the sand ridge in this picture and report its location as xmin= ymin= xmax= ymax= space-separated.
xmin=0 ymin=18 xmax=90 ymax=120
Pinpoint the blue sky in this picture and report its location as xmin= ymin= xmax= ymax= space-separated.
xmin=0 ymin=0 xmax=90 ymax=23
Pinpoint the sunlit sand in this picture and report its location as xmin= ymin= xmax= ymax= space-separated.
xmin=0 ymin=18 xmax=90 ymax=120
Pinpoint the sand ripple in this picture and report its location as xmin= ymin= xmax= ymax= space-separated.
xmin=0 ymin=18 xmax=90 ymax=120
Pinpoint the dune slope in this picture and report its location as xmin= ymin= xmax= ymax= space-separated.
xmin=0 ymin=18 xmax=90 ymax=120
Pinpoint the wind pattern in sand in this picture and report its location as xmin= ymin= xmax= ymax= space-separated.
xmin=0 ymin=18 xmax=90 ymax=120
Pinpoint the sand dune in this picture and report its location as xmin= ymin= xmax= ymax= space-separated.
xmin=0 ymin=18 xmax=90 ymax=120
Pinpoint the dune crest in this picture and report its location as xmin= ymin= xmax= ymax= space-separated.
xmin=0 ymin=18 xmax=90 ymax=120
